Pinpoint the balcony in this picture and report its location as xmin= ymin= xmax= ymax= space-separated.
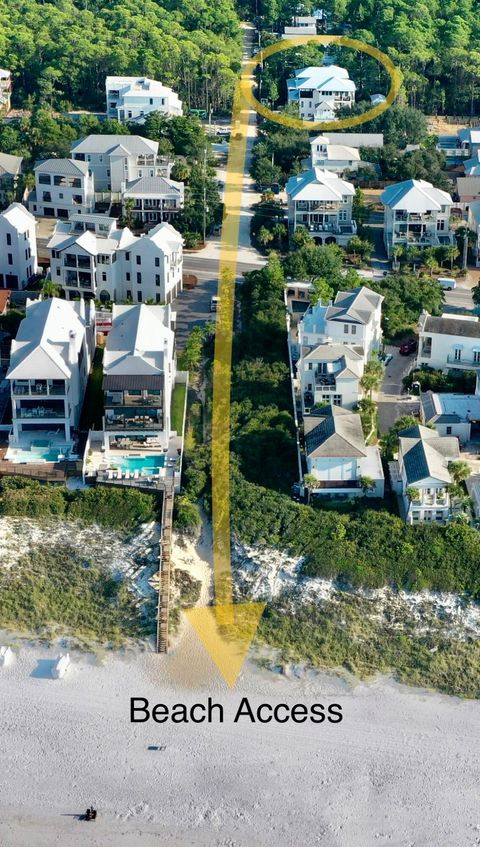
xmin=105 ymin=408 xmax=163 ymax=430
xmin=12 ymin=380 xmax=67 ymax=396
xmin=105 ymin=391 xmax=162 ymax=407
xmin=315 ymin=372 xmax=337 ymax=388
xmin=16 ymin=406 xmax=66 ymax=419
xmin=446 ymin=353 xmax=480 ymax=368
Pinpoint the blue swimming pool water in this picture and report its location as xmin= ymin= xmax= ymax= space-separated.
xmin=10 ymin=448 xmax=63 ymax=463
xmin=114 ymin=454 xmax=166 ymax=472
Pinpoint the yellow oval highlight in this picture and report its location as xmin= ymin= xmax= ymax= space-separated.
xmin=241 ymin=35 xmax=402 ymax=131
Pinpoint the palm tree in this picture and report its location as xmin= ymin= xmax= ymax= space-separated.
xmin=360 ymin=355 xmax=384 ymax=400
xmin=272 ymin=222 xmax=287 ymax=245
xmin=258 ymin=226 xmax=274 ymax=248
xmin=360 ymin=475 xmax=375 ymax=495
xmin=445 ymin=244 xmax=460 ymax=270
xmin=303 ymin=473 xmax=318 ymax=503
xmin=448 ymin=460 xmax=470 ymax=485
xmin=455 ymin=225 xmax=476 ymax=270
xmin=124 ymin=198 xmax=135 ymax=228
xmin=41 ymin=279 xmax=61 ymax=298
xmin=391 ymin=244 xmax=404 ymax=269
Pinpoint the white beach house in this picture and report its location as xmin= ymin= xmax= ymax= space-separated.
xmin=304 ymin=405 xmax=384 ymax=497
xmin=48 ymin=213 xmax=183 ymax=304
xmin=395 ymin=424 xmax=461 ymax=524
xmin=287 ymin=66 xmax=356 ymax=121
xmin=380 ymin=179 xmax=454 ymax=258
xmin=6 ymin=297 xmax=95 ymax=461
xmin=420 ymin=390 xmax=480 ymax=444
xmin=102 ymin=303 xmax=176 ymax=453
xmin=286 ymin=168 xmax=356 ymax=245
xmin=298 ymin=286 xmax=383 ymax=363
xmin=0 ymin=203 xmax=38 ymax=290
xmin=106 ymin=76 xmax=183 ymax=123
xmin=0 ymin=68 xmax=11 ymax=115
xmin=300 ymin=343 xmax=364 ymax=411
xmin=416 ymin=311 xmax=480 ymax=371
xmin=70 ymin=135 xmax=173 ymax=195
xmin=310 ymin=134 xmax=361 ymax=173
xmin=29 ymin=159 xmax=94 ymax=218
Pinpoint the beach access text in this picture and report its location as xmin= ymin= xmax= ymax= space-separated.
xmin=130 ymin=696 xmax=343 ymax=724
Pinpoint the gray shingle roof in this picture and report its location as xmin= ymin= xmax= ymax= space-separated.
xmin=326 ymin=286 xmax=383 ymax=325
xmin=34 ymin=158 xmax=89 ymax=177
xmin=71 ymin=134 xmax=157 ymax=156
xmin=123 ymin=176 xmax=182 ymax=197
xmin=304 ymin=405 xmax=367 ymax=458
xmin=398 ymin=424 xmax=460 ymax=484
xmin=422 ymin=315 xmax=480 ymax=338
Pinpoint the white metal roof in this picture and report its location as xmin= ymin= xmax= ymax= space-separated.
xmin=380 ymin=179 xmax=452 ymax=212
xmin=286 ymin=167 xmax=355 ymax=201
xmin=7 ymin=298 xmax=88 ymax=380
xmin=1 ymin=202 xmax=36 ymax=231
xmin=104 ymin=304 xmax=174 ymax=376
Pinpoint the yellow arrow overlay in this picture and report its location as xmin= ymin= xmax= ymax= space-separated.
xmin=185 ymin=37 xmax=401 ymax=687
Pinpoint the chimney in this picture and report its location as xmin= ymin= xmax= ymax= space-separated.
xmin=68 ymin=330 xmax=77 ymax=365
xmin=79 ymin=296 xmax=86 ymax=321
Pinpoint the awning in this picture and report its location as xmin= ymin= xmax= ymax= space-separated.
xmin=103 ymin=374 xmax=164 ymax=390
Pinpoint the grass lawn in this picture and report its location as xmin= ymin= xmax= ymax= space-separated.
xmin=80 ymin=347 xmax=104 ymax=430
xmin=171 ymin=381 xmax=187 ymax=434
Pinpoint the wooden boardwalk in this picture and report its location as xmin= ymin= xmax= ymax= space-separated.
xmin=156 ymin=477 xmax=174 ymax=653
xmin=0 ymin=461 xmax=66 ymax=482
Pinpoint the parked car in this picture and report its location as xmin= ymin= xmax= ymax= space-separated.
xmin=399 ymin=338 xmax=417 ymax=355
xmin=437 ymin=277 xmax=456 ymax=290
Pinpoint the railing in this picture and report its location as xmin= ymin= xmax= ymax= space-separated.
xmin=311 ymin=479 xmax=360 ymax=489
xmin=16 ymin=407 xmax=65 ymax=419
xmin=105 ymin=417 xmax=163 ymax=430
xmin=12 ymin=383 xmax=66 ymax=396
xmin=446 ymin=354 xmax=480 ymax=367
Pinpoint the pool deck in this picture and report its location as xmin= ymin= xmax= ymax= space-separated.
xmin=85 ymin=434 xmax=183 ymax=493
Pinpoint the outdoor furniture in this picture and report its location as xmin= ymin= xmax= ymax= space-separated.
xmin=134 ymin=470 xmax=139 ymax=479
xmin=107 ymin=470 xmax=113 ymax=480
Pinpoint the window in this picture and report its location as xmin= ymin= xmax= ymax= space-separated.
xmin=351 ymin=325 xmax=357 ymax=335
xmin=446 ymin=426 xmax=452 ymax=435
xmin=333 ymin=395 xmax=342 ymax=406
xmin=343 ymin=324 xmax=349 ymax=334
xmin=6 ymin=233 xmax=11 ymax=246
xmin=308 ymin=362 xmax=313 ymax=370
xmin=156 ymin=293 xmax=161 ymax=303
xmin=136 ymin=255 xmax=141 ymax=265
xmin=126 ymin=290 xmax=132 ymax=299
xmin=7 ymin=254 xmax=12 ymax=265
xmin=38 ymin=173 xmax=51 ymax=185
xmin=107 ymin=170 xmax=110 ymax=177
xmin=125 ymin=252 xmax=130 ymax=260
xmin=155 ymin=275 xmax=160 ymax=286
xmin=155 ymin=257 xmax=160 ymax=267
xmin=474 ymin=351 xmax=480 ymax=364
xmin=149 ymin=98 xmax=153 ymax=105
xmin=137 ymin=272 xmax=142 ymax=284
xmin=137 ymin=290 xmax=142 ymax=302
xmin=56 ymin=267 xmax=61 ymax=276
xmin=454 ymin=348 xmax=462 ymax=361
xmin=102 ymin=272 xmax=107 ymax=282
xmin=126 ymin=272 xmax=130 ymax=281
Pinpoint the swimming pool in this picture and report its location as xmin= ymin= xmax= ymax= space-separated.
xmin=113 ymin=454 xmax=166 ymax=472
xmin=9 ymin=448 xmax=64 ymax=463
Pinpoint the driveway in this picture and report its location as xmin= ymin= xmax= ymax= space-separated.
xmin=377 ymin=346 xmax=419 ymax=432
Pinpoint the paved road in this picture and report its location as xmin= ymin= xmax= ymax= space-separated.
xmin=173 ymin=23 xmax=264 ymax=349
xmin=377 ymin=345 xmax=419 ymax=433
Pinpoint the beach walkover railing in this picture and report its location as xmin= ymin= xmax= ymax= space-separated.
xmin=156 ymin=477 xmax=174 ymax=653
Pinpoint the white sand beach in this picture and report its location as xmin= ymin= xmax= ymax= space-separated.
xmin=1 ymin=641 xmax=480 ymax=847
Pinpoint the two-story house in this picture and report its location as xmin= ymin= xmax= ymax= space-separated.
xmin=0 ymin=203 xmax=38 ymax=290
xmin=6 ymin=296 xmax=95 ymax=461
xmin=287 ymin=66 xmax=356 ymax=121
xmin=468 ymin=200 xmax=480 ymax=266
xmin=304 ymin=405 xmax=384 ymax=497
xmin=286 ymin=168 xmax=356 ymax=245
xmin=102 ymin=303 xmax=175 ymax=452
xmin=121 ymin=175 xmax=184 ymax=225
xmin=106 ymin=76 xmax=183 ymax=123
xmin=29 ymin=159 xmax=94 ymax=218
xmin=420 ymin=390 xmax=480 ymax=444
xmin=48 ymin=213 xmax=183 ymax=303
xmin=300 ymin=343 xmax=364 ymax=411
xmin=0 ymin=153 xmax=23 ymax=204
xmin=0 ymin=69 xmax=11 ymax=115
xmin=297 ymin=286 xmax=383 ymax=362
xmin=310 ymin=134 xmax=361 ymax=173
xmin=70 ymin=135 xmax=173 ymax=195
xmin=396 ymin=424 xmax=461 ymax=524
xmin=416 ymin=311 xmax=480 ymax=371
xmin=380 ymin=179 xmax=454 ymax=258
